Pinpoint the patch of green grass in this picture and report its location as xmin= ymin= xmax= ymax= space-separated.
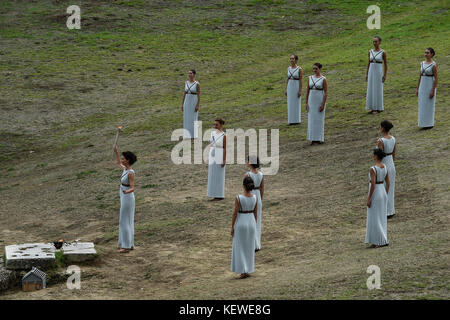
xmin=76 ymin=170 xmax=97 ymax=179
xmin=54 ymin=251 xmax=67 ymax=268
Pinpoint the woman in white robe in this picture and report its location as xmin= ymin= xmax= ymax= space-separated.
xmin=285 ymin=54 xmax=303 ymax=124
xmin=181 ymin=69 xmax=200 ymax=138
xmin=377 ymin=120 xmax=396 ymax=218
xmin=245 ymin=156 xmax=264 ymax=251
xmin=113 ymin=143 xmax=137 ymax=253
xmin=365 ymin=36 xmax=388 ymax=114
xmin=417 ymin=48 xmax=438 ymax=129
xmin=365 ymin=148 xmax=390 ymax=248
xmin=231 ymin=177 xmax=258 ymax=279
xmin=207 ymin=118 xmax=226 ymax=200
xmin=306 ymin=63 xmax=328 ymax=145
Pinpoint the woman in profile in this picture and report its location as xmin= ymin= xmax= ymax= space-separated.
xmin=377 ymin=120 xmax=396 ymax=218
xmin=245 ymin=156 xmax=264 ymax=251
xmin=231 ymin=177 xmax=258 ymax=279
xmin=365 ymin=148 xmax=390 ymax=248
xmin=285 ymin=54 xmax=303 ymax=125
xmin=113 ymin=144 xmax=137 ymax=253
xmin=306 ymin=63 xmax=328 ymax=145
xmin=207 ymin=118 xmax=226 ymax=200
xmin=181 ymin=69 xmax=200 ymax=139
xmin=417 ymin=48 xmax=438 ymax=129
xmin=365 ymin=36 xmax=388 ymax=114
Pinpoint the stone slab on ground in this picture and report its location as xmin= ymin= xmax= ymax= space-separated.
xmin=5 ymin=243 xmax=56 ymax=270
xmin=61 ymin=242 xmax=97 ymax=263
xmin=0 ymin=257 xmax=17 ymax=292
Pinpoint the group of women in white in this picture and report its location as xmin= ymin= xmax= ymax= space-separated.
xmin=283 ymin=37 xmax=439 ymax=144
xmin=111 ymin=37 xmax=438 ymax=280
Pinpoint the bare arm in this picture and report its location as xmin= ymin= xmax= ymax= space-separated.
xmin=320 ymin=78 xmax=328 ymax=111
xmin=221 ymin=135 xmax=226 ymax=167
xmin=430 ymin=64 xmax=438 ymax=99
xmin=195 ymin=82 xmax=200 ymax=111
xmin=123 ymin=171 xmax=135 ymax=194
xmin=366 ymin=51 xmax=370 ymax=80
xmin=377 ymin=139 xmax=383 ymax=151
xmin=305 ymin=80 xmax=310 ymax=112
xmin=392 ymin=143 xmax=397 ymax=161
xmin=285 ymin=74 xmax=289 ymax=94
xmin=299 ymin=68 xmax=303 ymax=96
xmin=382 ymin=51 xmax=388 ymax=82
xmin=260 ymin=177 xmax=264 ymax=200
xmin=113 ymin=145 xmax=125 ymax=170
xmin=231 ymin=198 xmax=239 ymax=236
xmin=385 ymin=171 xmax=390 ymax=195
xmin=367 ymin=168 xmax=376 ymax=208
xmin=181 ymin=83 xmax=186 ymax=111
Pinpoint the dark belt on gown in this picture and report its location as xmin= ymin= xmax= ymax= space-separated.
xmin=370 ymin=61 xmax=382 ymax=64
xmin=186 ymin=92 xmax=197 ymax=95
xmin=121 ymin=183 xmax=130 ymax=187
xmin=421 ymin=74 xmax=434 ymax=77
xmin=384 ymin=152 xmax=393 ymax=156
xmin=370 ymin=181 xmax=384 ymax=184
xmin=288 ymin=77 xmax=300 ymax=80
xmin=310 ymin=88 xmax=324 ymax=90
xmin=253 ymin=186 xmax=261 ymax=190
xmin=239 ymin=210 xmax=254 ymax=214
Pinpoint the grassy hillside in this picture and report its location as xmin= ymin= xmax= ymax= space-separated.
xmin=0 ymin=0 xmax=449 ymax=299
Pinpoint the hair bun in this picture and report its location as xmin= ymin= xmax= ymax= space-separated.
xmin=243 ymin=177 xmax=255 ymax=191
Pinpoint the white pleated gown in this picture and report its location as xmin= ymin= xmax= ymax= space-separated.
xmin=207 ymin=130 xmax=226 ymax=198
xmin=118 ymin=168 xmax=135 ymax=249
xmin=307 ymin=76 xmax=326 ymax=142
xmin=231 ymin=194 xmax=257 ymax=274
xmin=248 ymin=171 xmax=263 ymax=250
xmin=366 ymin=49 xmax=384 ymax=111
xmin=365 ymin=166 xmax=389 ymax=246
xmin=287 ymin=66 xmax=301 ymax=124
xmin=418 ymin=62 xmax=437 ymax=127
xmin=379 ymin=137 xmax=396 ymax=216
xmin=183 ymin=80 xmax=198 ymax=138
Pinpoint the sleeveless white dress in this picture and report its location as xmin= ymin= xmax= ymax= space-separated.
xmin=248 ymin=171 xmax=263 ymax=250
xmin=207 ymin=130 xmax=226 ymax=198
xmin=231 ymin=194 xmax=257 ymax=274
xmin=365 ymin=166 xmax=389 ymax=246
xmin=287 ymin=66 xmax=301 ymax=124
xmin=366 ymin=49 xmax=384 ymax=111
xmin=379 ymin=137 xmax=396 ymax=216
xmin=307 ymin=75 xmax=326 ymax=142
xmin=183 ymin=80 xmax=198 ymax=138
xmin=418 ymin=62 xmax=436 ymax=128
xmin=119 ymin=168 xmax=135 ymax=249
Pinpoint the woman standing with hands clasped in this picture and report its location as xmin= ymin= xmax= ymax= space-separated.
xmin=181 ymin=69 xmax=200 ymax=139
xmin=113 ymin=136 xmax=137 ymax=253
xmin=306 ymin=63 xmax=328 ymax=145
xmin=207 ymin=118 xmax=227 ymax=201
xmin=365 ymin=36 xmax=388 ymax=114
xmin=417 ymin=48 xmax=438 ymax=129
xmin=231 ymin=177 xmax=258 ymax=279
xmin=244 ymin=156 xmax=264 ymax=251
xmin=365 ymin=148 xmax=390 ymax=248
xmin=285 ymin=54 xmax=303 ymax=125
